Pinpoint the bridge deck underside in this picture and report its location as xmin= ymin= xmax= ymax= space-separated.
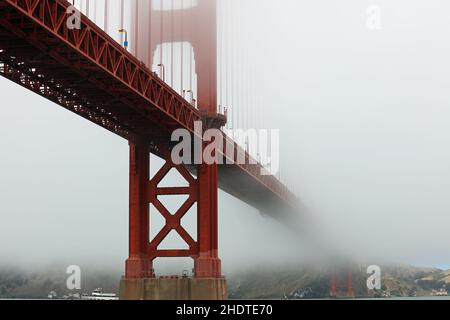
xmin=0 ymin=1 xmax=174 ymax=143
xmin=0 ymin=0 xmax=297 ymax=216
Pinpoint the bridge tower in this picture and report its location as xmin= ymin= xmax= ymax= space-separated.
xmin=120 ymin=0 xmax=227 ymax=300
xmin=330 ymin=270 xmax=354 ymax=299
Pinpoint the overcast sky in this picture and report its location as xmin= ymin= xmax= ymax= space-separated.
xmin=1 ymin=0 xmax=450 ymax=275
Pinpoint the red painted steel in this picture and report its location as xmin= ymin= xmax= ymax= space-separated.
xmin=157 ymin=0 xmax=223 ymax=278
xmin=148 ymin=0 xmax=218 ymax=114
xmin=330 ymin=270 xmax=354 ymax=298
xmin=126 ymin=141 xmax=152 ymax=278
xmin=0 ymin=0 xmax=298 ymax=280
xmin=147 ymin=147 xmax=198 ymax=262
xmin=196 ymin=161 xmax=222 ymax=278
xmin=125 ymin=141 xmax=221 ymax=278
xmin=0 ymin=0 xmax=295 ymax=207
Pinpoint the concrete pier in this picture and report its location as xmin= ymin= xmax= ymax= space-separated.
xmin=119 ymin=277 xmax=228 ymax=300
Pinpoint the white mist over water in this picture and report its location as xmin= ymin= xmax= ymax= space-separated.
xmin=1 ymin=0 xmax=450 ymax=277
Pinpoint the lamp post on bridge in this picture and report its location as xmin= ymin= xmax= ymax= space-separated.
xmin=120 ymin=0 xmax=227 ymax=300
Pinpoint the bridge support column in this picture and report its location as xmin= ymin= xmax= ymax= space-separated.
xmin=124 ymin=142 xmax=152 ymax=279
xmin=120 ymin=143 xmax=227 ymax=300
xmin=329 ymin=270 xmax=354 ymax=299
xmin=121 ymin=0 xmax=226 ymax=299
xmin=195 ymin=163 xmax=222 ymax=278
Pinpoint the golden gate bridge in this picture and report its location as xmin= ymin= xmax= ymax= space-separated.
xmin=0 ymin=0 xmax=353 ymax=299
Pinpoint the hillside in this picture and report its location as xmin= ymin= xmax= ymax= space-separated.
xmin=0 ymin=263 xmax=449 ymax=299
xmin=228 ymin=264 xmax=450 ymax=299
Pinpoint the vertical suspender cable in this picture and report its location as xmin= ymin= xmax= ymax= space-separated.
xmin=134 ymin=0 xmax=139 ymax=57
xmin=240 ymin=1 xmax=243 ymax=132
xmin=248 ymin=58 xmax=252 ymax=135
xmin=148 ymin=0 xmax=153 ymax=67
xmin=234 ymin=0 xmax=239 ymax=131
xmin=160 ymin=0 xmax=164 ymax=70
xmin=250 ymin=62 xmax=255 ymax=157
xmin=243 ymin=27 xmax=248 ymax=132
xmin=245 ymin=1 xmax=249 ymax=134
xmin=236 ymin=0 xmax=239 ymax=131
xmin=238 ymin=10 xmax=243 ymax=133
xmin=171 ymin=0 xmax=174 ymax=87
xmin=189 ymin=0 xmax=193 ymax=99
xmin=243 ymin=3 xmax=248 ymax=138
xmin=233 ymin=0 xmax=238 ymax=130
xmin=225 ymin=0 xmax=229 ymax=128
xmin=247 ymin=50 xmax=250 ymax=133
xmin=230 ymin=0 xmax=234 ymax=130
xmin=189 ymin=44 xmax=193 ymax=97
xmin=218 ymin=0 xmax=222 ymax=113
xmin=180 ymin=0 xmax=184 ymax=95
xmin=247 ymin=63 xmax=250 ymax=134
xmin=93 ymin=0 xmax=97 ymax=24
xmin=245 ymin=59 xmax=248 ymax=134
xmin=120 ymin=0 xmax=124 ymax=44
xmin=252 ymin=63 xmax=256 ymax=133
xmin=230 ymin=0 xmax=235 ymax=130
xmin=104 ymin=0 xmax=108 ymax=32
xmin=243 ymin=60 xmax=246 ymax=134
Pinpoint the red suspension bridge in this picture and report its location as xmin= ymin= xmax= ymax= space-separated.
xmin=0 ymin=0 xmax=353 ymax=299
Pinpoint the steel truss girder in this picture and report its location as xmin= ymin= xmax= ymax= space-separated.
xmin=0 ymin=0 xmax=298 ymax=213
